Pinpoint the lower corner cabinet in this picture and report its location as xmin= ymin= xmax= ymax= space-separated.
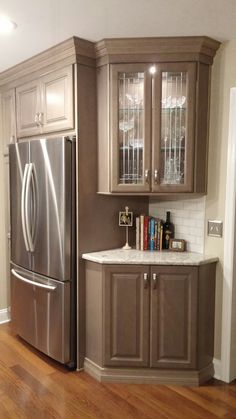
xmin=84 ymin=261 xmax=216 ymax=385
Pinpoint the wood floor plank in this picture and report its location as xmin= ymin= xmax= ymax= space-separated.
xmin=0 ymin=322 xmax=236 ymax=419
xmin=169 ymin=386 xmax=230 ymax=417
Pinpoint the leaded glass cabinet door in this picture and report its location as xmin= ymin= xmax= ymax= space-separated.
xmin=152 ymin=63 xmax=196 ymax=193
xmin=110 ymin=64 xmax=152 ymax=192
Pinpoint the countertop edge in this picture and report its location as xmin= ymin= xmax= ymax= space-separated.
xmin=82 ymin=251 xmax=219 ymax=266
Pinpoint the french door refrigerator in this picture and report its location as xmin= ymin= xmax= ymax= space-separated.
xmin=9 ymin=136 xmax=76 ymax=368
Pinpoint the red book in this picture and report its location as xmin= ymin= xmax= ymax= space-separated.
xmin=143 ymin=216 xmax=149 ymax=250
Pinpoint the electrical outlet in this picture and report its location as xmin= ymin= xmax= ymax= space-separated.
xmin=208 ymin=220 xmax=223 ymax=238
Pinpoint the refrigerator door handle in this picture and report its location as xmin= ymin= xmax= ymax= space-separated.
xmin=21 ymin=164 xmax=30 ymax=252
xmin=11 ymin=269 xmax=56 ymax=291
xmin=25 ymin=163 xmax=36 ymax=252
xmin=31 ymin=164 xmax=38 ymax=246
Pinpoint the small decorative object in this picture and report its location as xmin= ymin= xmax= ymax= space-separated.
xmin=169 ymin=238 xmax=186 ymax=252
xmin=119 ymin=206 xmax=133 ymax=250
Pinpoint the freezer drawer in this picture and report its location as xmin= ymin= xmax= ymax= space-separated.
xmin=11 ymin=266 xmax=71 ymax=364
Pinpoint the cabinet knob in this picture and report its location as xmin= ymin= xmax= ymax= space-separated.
xmin=154 ymin=169 xmax=159 ymax=184
xmin=144 ymin=169 xmax=150 ymax=184
xmin=152 ymin=273 xmax=158 ymax=289
xmin=143 ymin=273 xmax=149 ymax=289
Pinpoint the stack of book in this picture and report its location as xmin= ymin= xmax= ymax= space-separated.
xmin=136 ymin=215 xmax=163 ymax=251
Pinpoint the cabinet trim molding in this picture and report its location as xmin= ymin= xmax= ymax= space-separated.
xmin=0 ymin=37 xmax=95 ymax=88
xmin=95 ymin=36 xmax=220 ymax=67
xmin=84 ymin=357 xmax=214 ymax=386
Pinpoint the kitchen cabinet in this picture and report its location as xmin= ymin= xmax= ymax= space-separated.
xmin=1 ymin=89 xmax=16 ymax=156
xmin=84 ymin=255 xmax=216 ymax=385
xmin=150 ymin=265 xmax=197 ymax=369
xmin=103 ymin=265 xmax=149 ymax=367
xmin=0 ymin=90 xmax=13 ymax=312
xmin=16 ymin=65 xmax=74 ymax=138
xmin=96 ymin=37 xmax=220 ymax=195
xmin=110 ymin=62 xmax=196 ymax=193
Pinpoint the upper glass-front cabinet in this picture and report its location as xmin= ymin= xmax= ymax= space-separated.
xmin=110 ymin=62 xmax=196 ymax=193
xmin=152 ymin=62 xmax=196 ymax=192
xmin=111 ymin=64 xmax=152 ymax=192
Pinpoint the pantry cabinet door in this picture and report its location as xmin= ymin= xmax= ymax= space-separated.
xmin=103 ymin=265 xmax=150 ymax=367
xmin=110 ymin=64 xmax=152 ymax=192
xmin=152 ymin=62 xmax=196 ymax=193
xmin=41 ymin=66 xmax=74 ymax=133
xmin=16 ymin=79 xmax=41 ymax=138
xmin=150 ymin=265 xmax=198 ymax=369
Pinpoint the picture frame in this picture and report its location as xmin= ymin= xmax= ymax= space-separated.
xmin=169 ymin=238 xmax=186 ymax=252
xmin=119 ymin=211 xmax=133 ymax=227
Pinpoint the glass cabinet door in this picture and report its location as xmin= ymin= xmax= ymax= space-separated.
xmin=110 ymin=64 xmax=152 ymax=192
xmin=152 ymin=63 xmax=196 ymax=192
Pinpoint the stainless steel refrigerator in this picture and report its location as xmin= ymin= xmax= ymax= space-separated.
xmin=9 ymin=136 xmax=76 ymax=368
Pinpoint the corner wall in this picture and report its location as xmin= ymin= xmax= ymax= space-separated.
xmin=205 ymin=39 xmax=236 ymax=374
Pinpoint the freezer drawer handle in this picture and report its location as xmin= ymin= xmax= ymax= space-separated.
xmin=11 ymin=269 xmax=56 ymax=291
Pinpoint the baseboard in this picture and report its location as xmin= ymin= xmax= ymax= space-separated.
xmin=84 ymin=358 xmax=214 ymax=386
xmin=213 ymin=358 xmax=222 ymax=380
xmin=0 ymin=307 xmax=11 ymax=324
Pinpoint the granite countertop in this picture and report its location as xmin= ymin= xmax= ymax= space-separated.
xmin=82 ymin=249 xmax=218 ymax=266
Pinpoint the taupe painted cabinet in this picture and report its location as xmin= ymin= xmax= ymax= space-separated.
xmin=110 ymin=62 xmax=196 ymax=193
xmin=1 ymin=89 xmax=16 ymax=155
xmin=16 ymin=65 xmax=74 ymax=138
xmin=85 ymin=261 xmax=216 ymax=384
xmin=96 ymin=37 xmax=220 ymax=195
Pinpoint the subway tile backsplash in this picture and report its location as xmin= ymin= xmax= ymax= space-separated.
xmin=149 ymin=197 xmax=206 ymax=253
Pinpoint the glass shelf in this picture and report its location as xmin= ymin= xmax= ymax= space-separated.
xmin=161 ymin=147 xmax=185 ymax=152
xmin=119 ymin=109 xmax=144 ymax=112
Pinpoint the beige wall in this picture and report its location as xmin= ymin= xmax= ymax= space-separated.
xmin=205 ymin=39 xmax=236 ymax=361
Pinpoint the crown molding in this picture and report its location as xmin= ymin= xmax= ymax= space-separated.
xmin=95 ymin=36 xmax=221 ymax=66
xmin=0 ymin=36 xmax=96 ymax=88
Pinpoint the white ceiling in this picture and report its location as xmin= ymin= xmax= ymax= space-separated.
xmin=0 ymin=0 xmax=236 ymax=72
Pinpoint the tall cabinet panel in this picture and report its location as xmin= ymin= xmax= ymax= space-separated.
xmin=110 ymin=64 xmax=152 ymax=192
xmin=1 ymin=89 xmax=16 ymax=307
xmin=1 ymin=89 xmax=16 ymax=154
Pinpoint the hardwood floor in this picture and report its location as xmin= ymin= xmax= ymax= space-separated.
xmin=0 ymin=323 xmax=236 ymax=419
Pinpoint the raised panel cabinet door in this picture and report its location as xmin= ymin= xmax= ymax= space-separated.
xmin=110 ymin=64 xmax=152 ymax=192
xmin=1 ymin=89 xmax=16 ymax=155
xmin=150 ymin=265 xmax=198 ymax=369
xmin=152 ymin=62 xmax=196 ymax=193
xmin=103 ymin=265 xmax=150 ymax=367
xmin=16 ymin=79 xmax=41 ymax=138
xmin=41 ymin=66 xmax=74 ymax=133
